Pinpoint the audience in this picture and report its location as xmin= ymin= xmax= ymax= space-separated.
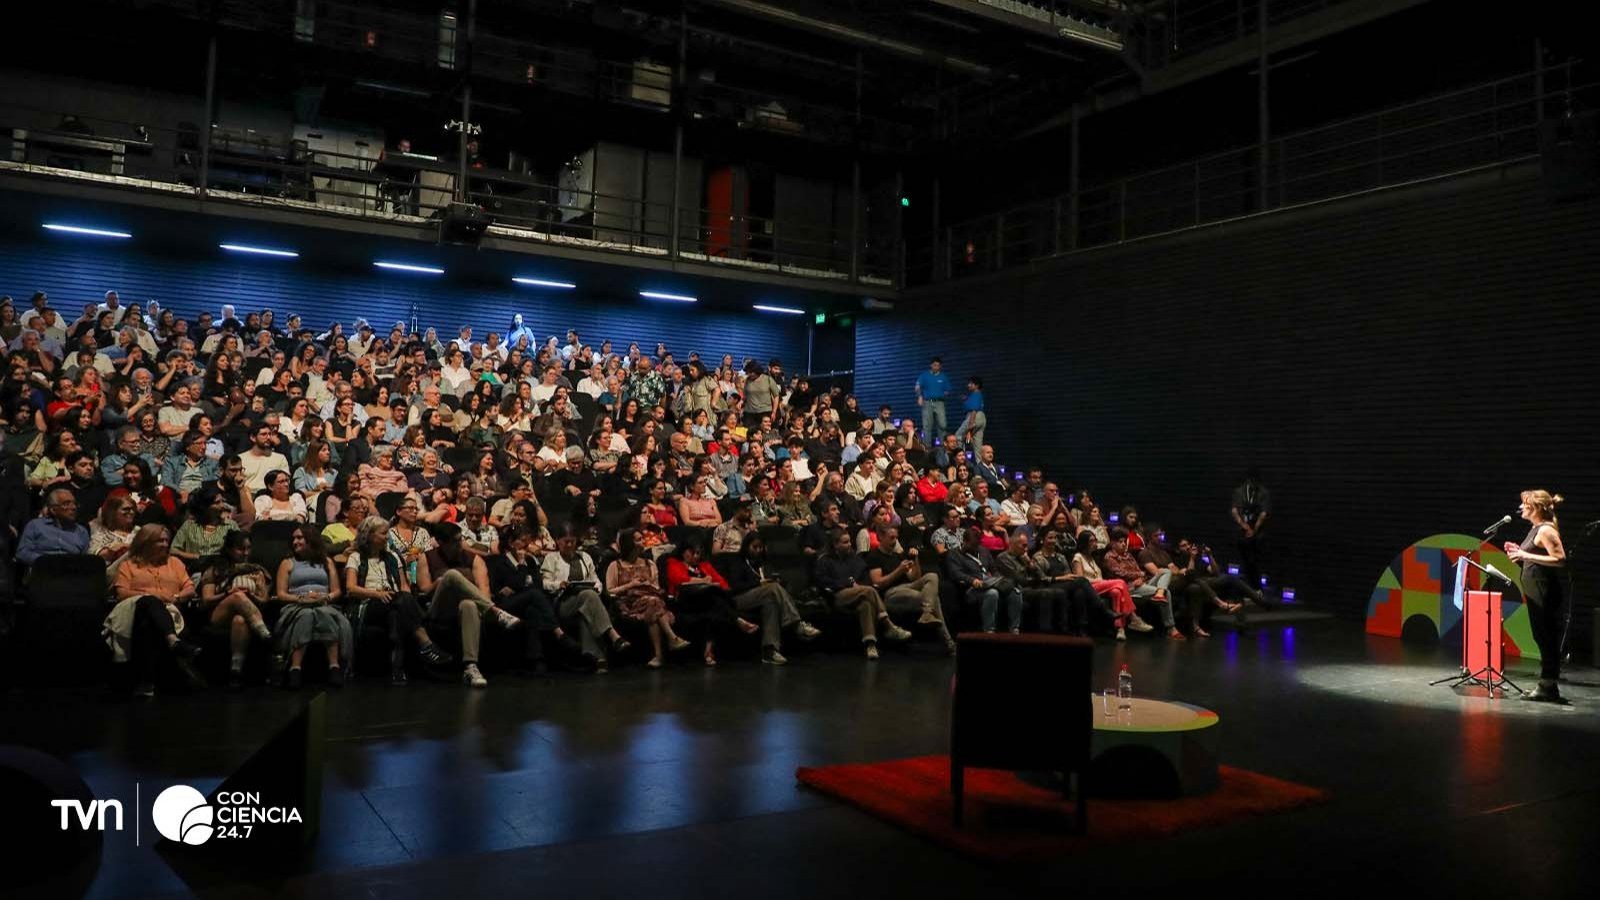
xmin=1 ymin=292 xmax=1269 ymax=696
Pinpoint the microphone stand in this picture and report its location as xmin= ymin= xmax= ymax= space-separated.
xmin=1430 ymin=556 xmax=1523 ymax=695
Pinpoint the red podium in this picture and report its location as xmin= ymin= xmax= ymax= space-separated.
xmin=1431 ymin=557 xmax=1523 ymax=694
xmin=1462 ymin=590 xmax=1503 ymax=675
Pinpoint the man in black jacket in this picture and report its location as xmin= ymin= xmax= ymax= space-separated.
xmin=943 ymin=527 xmax=1023 ymax=633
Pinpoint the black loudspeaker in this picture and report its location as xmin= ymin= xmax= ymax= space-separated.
xmin=439 ymin=201 xmax=490 ymax=244
xmin=1540 ymin=111 xmax=1599 ymax=202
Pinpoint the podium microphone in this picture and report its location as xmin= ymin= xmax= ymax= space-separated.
xmin=1481 ymin=514 xmax=1515 ymax=536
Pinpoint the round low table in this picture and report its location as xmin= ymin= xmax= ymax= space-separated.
xmin=1089 ymin=696 xmax=1220 ymax=798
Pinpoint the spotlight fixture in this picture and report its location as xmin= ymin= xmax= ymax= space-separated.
xmin=42 ymin=223 xmax=131 ymax=238
xmin=640 ymin=291 xmax=697 ymax=303
xmin=220 ymin=243 xmax=298 ymax=258
xmin=753 ymin=304 xmax=805 ymax=315
xmin=513 ymin=277 xmax=577 ymax=289
xmin=374 ymin=261 xmax=445 ymax=274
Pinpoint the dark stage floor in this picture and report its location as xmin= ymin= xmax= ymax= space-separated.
xmin=5 ymin=617 xmax=1597 ymax=898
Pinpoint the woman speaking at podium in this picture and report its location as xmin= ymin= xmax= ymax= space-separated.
xmin=1505 ymin=490 xmax=1570 ymax=702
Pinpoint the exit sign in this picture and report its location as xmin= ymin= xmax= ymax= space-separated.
xmin=814 ymin=312 xmax=826 ymax=324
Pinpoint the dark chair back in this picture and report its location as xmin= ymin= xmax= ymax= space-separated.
xmin=374 ymin=491 xmax=409 ymax=520
xmin=950 ymin=632 xmax=1094 ymax=828
xmin=248 ymin=520 xmax=301 ymax=574
xmin=25 ymin=554 xmax=107 ymax=610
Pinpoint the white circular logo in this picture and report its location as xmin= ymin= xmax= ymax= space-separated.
xmin=152 ymin=785 xmax=213 ymax=845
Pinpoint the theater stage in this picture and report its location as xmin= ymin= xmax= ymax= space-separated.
xmin=4 ymin=617 xmax=1596 ymax=898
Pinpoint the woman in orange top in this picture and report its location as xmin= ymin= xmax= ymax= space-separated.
xmin=114 ymin=524 xmax=203 ymax=697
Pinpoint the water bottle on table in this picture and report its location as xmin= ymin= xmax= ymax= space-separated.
xmin=1117 ymin=664 xmax=1133 ymax=710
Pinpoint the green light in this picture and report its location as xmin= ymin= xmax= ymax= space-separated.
xmin=814 ymin=312 xmax=827 ymax=325
xmin=899 ymin=196 xmax=910 ymax=207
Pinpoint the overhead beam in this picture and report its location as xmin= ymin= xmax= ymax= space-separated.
xmin=1016 ymin=0 xmax=1432 ymax=139
xmin=691 ymin=0 xmax=995 ymax=77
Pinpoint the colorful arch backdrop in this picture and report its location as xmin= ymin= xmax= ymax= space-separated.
xmin=1365 ymin=533 xmax=1538 ymax=660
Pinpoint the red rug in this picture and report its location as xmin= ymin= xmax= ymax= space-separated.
xmin=795 ymin=755 xmax=1329 ymax=864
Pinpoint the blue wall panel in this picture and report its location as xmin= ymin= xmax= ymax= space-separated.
xmin=0 ymin=238 xmax=810 ymax=364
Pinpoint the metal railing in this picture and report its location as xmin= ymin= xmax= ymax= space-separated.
xmin=908 ymin=64 xmax=1590 ymax=285
xmin=0 ymin=99 xmax=898 ymax=284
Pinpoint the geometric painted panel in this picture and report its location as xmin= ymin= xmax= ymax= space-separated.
xmin=1365 ymin=533 xmax=1537 ymax=659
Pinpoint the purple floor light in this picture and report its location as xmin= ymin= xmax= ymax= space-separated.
xmin=1281 ymin=588 xmax=1297 ymax=603
xmin=1109 ymin=513 xmax=1120 ymax=524
xmin=1226 ymin=564 xmax=1240 ymax=576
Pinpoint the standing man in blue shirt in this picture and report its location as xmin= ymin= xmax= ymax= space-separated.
xmin=914 ymin=356 xmax=951 ymax=445
xmin=959 ymin=375 xmax=987 ymax=452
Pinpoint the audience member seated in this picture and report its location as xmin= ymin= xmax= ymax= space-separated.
xmin=664 ymin=539 xmax=756 ymax=667
xmin=540 ymin=524 xmax=627 ymax=672
xmin=1073 ymin=530 xmax=1152 ymax=641
xmin=274 ymin=525 xmax=351 ymax=688
xmin=723 ymin=534 xmax=819 ymax=665
xmin=108 ymin=524 xmax=204 ymax=697
xmin=198 ymin=530 xmax=275 ymax=688
xmin=863 ymin=523 xmax=954 ymax=654
xmin=944 ymin=526 xmax=1024 ymax=634
xmin=813 ymin=528 xmax=913 ymax=659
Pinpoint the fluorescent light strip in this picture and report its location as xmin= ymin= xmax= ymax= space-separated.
xmin=220 ymin=243 xmax=299 ymax=258
xmin=753 ymin=304 xmax=805 ymax=315
xmin=640 ymin=291 xmax=697 ymax=303
xmin=42 ymin=224 xmax=131 ymax=238
xmin=513 ymin=277 xmax=577 ymax=289
xmin=374 ymin=261 xmax=445 ymax=274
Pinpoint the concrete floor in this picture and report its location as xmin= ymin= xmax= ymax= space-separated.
xmin=4 ymin=617 xmax=1596 ymax=898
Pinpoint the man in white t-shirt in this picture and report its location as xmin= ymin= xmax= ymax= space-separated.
xmin=576 ymin=364 xmax=606 ymax=400
xmin=239 ymin=422 xmax=290 ymax=492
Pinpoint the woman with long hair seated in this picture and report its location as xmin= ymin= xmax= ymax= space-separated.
xmin=199 ymin=530 xmax=275 ymax=689
xmin=606 ymin=528 xmax=690 ymax=668
xmin=273 ymin=525 xmax=351 ymax=689
xmin=1071 ymin=530 xmax=1152 ymax=642
xmin=109 ymin=456 xmax=180 ymax=530
xmin=111 ymin=524 xmax=204 ymax=698
xmin=171 ymin=486 xmax=240 ymax=564
xmin=344 ymin=514 xmax=454 ymax=684
xmin=664 ymin=538 xmax=759 ymax=667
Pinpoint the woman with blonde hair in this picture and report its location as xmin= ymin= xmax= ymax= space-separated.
xmin=1504 ymin=489 xmax=1571 ymax=702
xmin=111 ymin=524 xmax=204 ymax=697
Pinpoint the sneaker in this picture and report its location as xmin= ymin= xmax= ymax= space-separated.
xmin=1128 ymin=616 xmax=1155 ymax=633
xmin=133 ymin=682 xmax=156 ymax=699
xmin=1007 ymin=627 xmax=1021 ymax=635
xmin=864 ymin=642 xmax=880 ymax=660
xmin=1115 ymin=626 xmax=1127 ymax=642
xmin=327 ymin=666 xmax=346 ymax=688
xmin=762 ymin=648 xmax=788 ymax=666
xmin=493 ymin=609 xmax=523 ymax=630
xmin=795 ymin=622 xmax=822 ymax=641
xmin=286 ymin=668 xmax=303 ymax=690
xmin=391 ymin=667 xmax=409 ymax=685
xmin=611 ymin=637 xmax=633 ymax=656
xmin=882 ymin=623 xmax=914 ymax=642
xmin=420 ymin=644 xmax=454 ymax=666
xmin=462 ymin=663 xmax=488 ymax=687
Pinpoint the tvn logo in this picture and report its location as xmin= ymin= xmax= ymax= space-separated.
xmin=51 ymin=799 xmax=124 ymax=832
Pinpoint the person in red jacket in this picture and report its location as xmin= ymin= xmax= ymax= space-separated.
xmin=664 ymin=539 xmax=759 ymax=666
